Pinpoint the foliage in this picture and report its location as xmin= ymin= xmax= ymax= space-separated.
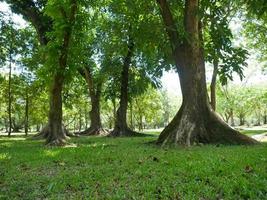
xmin=203 ymin=0 xmax=249 ymax=85
xmin=217 ymin=85 xmax=267 ymax=125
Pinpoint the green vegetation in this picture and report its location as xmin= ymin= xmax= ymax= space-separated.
xmin=0 ymin=135 xmax=266 ymax=200
xmin=0 ymin=0 xmax=266 ymax=199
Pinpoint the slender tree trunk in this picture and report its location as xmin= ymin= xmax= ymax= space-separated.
xmin=156 ymin=0 xmax=257 ymax=146
xmin=4 ymin=118 xmax=8 ymax=133
xmin=109 ymin=37 xmax=141 ymax=137
xmin=130 ymin=102 xmax=134 ymax=130
xmin=239 ymin=114 xmax=245 ymax=126
xmin=210 ymin=60 xmax=218 ymax=111
xmin=112 ymin=98 xmax=116 ymax=126
xmin=8 ymin=51 xmax=12 ymax=137
xmin=36 ymin=124 xmax=40 ymax=132
xmin=85 ymin=108 xmax=88 ymax=129
xmin=78 ymin=111 xmax=82 ymax=132
xmin=264 ymin=112 xmax=267 ymax=124
xmin=24 ymin=91 xmax=29 ymax=136
xmin=139 ymin=115 xmax=143 ymax=131
xmin=230 ymin=109 xmax=235 ymax=126
xmin=224 ymin=113 xmax=230 ymax=123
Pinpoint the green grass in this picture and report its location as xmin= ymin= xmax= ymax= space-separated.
xmin=143 ymin=129 xmax=267 ymax=136
xmin=0 ymin=135 xmax=266 ymax=200
xmin=240 ymin=129 xmax=267 ymax=136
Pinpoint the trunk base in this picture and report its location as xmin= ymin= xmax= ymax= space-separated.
xmin=157 ymin=107 xmax=258 ymax=146
xmin=77 ymin=127 xmax=109 ymax=136
xmin=46 ymin=138 xmax=67 ymax=146
xmin=31 ymin=125 xmax=74 ymax=142
xmin=108 ymin=127 xmax=146 ymax=137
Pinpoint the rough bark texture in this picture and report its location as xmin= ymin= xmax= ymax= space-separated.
xmin=210 ymin=60 xmax=218 ymax=111
xmin=32 ymin=124 xmax=73 ymax=140
xmin=109 ymin=38 xmax=142 ymax=137
xmin=77 ymin=67 xmax=108 ymax=136
xmin=156 ymin=0 xmax=258 ymax=146
xmin=45 ymin=74 xmax=67 ymax=145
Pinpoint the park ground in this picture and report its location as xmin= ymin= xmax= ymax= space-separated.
xmin=0 ymin=130 xmax=266 ymax=199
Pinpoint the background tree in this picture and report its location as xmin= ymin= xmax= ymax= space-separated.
xmin=0 ymin=11 xmax=21 ymax=136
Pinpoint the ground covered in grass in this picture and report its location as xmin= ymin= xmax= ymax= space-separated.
xmin=0 ymin=134 xmax=266 ymax=199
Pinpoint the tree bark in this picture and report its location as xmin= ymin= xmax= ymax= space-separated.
xmin=109 ymin=37 xmax=141 ymax=137
xmin=45 ymin=0 xmax=77 ymax=145
xmin=45 ymin=73 xmax=68 ymax=145
xmin=210 ymin=60 xmax=218 ymax=111
xmin=78 ymin=67 xmax=107 ymax=136
xmin=156 ymin=0 xmax=257 ymax=146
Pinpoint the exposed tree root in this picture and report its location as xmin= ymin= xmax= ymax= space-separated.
xmin=30 ymin=125 xmax=75 ymax=141
xmin=77 ymin=127 xmax=109 ymax=136
xmin=157 ymin=106 xmax=259 ymax=146
xmin=45 ymin=138 xmax=68 ymax=146
xmin=108 ymin=127 xmax=147 ymax=137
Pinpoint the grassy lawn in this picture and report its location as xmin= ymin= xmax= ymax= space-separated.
xmin=0 ymin=135 xmax=266 ymax=199
xmin=240 ymin=129 xmax=267 ymax=136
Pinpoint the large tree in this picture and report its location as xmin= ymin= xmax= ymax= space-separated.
xmin=106 ymin=0 xmax=167 ymax=136
xmin=3 ymin=0 xmax=78 ymax=145
xmin=156 ymin=0 xmax=257 ymax=146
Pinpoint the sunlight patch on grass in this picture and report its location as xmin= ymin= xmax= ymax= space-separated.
xmin=0 ymin=153 xmax=10 ymax=160
xmin=43 ymin=150 xmax=60 ymax=158
xmin=0 ymin=142 xmax=13 ymax=147
xmin=0 ymin=137 xmax=26 ymax=141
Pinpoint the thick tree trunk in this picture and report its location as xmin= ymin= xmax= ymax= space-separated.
xmin=210 ymin=60 xmax=218 ymax=111
xmin=109 ymin=38 xmax=141 ymax=137
xmin=45 ymin=1 xmax=77 ymax=145
xmin=79 ymin=85 xmax=107 ymax=135
xmin=78 ymin=67 xmax=107 ymax=136
xmin=45 ymin=74 xmax=68 ymax=145
xmin=156 ymin=0 xmax=257 ymax=146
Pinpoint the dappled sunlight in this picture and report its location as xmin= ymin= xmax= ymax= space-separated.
xmin=43 ymin=150 xmax=60 ymax=158
xmin=0 ymin=153 xmax=11 ymax=160
xmin=0 ymin=141 xmax=13 ymax=147
xmin=63 ymin=143 xmax=78 ymax=148
xmin=0 ymin=136 xmax=26 ymax=141
xmin=87 ymin=142 xmax=118 ymax=149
